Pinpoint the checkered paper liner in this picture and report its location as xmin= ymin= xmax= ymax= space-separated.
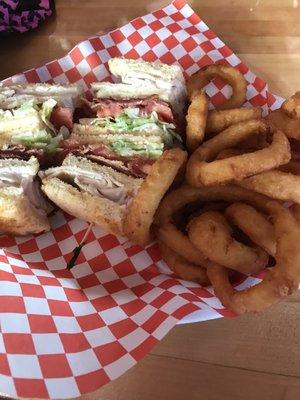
xmin=0 ymin=1 xmax=284 ymax=398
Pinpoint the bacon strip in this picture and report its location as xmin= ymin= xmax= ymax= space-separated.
xmin=0 ymin=146 xmax=53 ymax=168
xmin=82 ymin=97 xmax=174 ymax=123
xmin=60 ymin=139 xmax=154 ymax=178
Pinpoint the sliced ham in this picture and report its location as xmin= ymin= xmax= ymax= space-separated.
xmin=50 ymin=106 xmax=73 ymax=130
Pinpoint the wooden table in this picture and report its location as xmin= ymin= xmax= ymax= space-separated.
xmin=1 ymin=1 xmax=300 ymax=399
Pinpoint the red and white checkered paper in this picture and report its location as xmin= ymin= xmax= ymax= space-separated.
xmin=0 ymin=1 xmax=284 ymax=398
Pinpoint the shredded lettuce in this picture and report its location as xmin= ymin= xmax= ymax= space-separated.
xmin=45 ymin=127 xmax=70 ymax=153
xmin=15 ymin=99 xmax=36 ymax=114
xmin=111 ymin=139 xmax=163 ymax=158
xmin=90 ymin=108 xmax=182 ymax=147
xmin=10 ymin=128 xmax=68 ymax=153
xmin=11 ymin=130 xmax=53 ymax=147
xmin=0 ymin=100 xmax=37 ymax=120
xmin=0 ymin=98 xmax=58 ymax=132
xmin=0 ymin=98 xmax=70 ymax=152
xmin=39 ymin=98 xmax=57 ymax=132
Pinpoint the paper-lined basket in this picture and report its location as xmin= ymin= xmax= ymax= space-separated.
xmin=0 ymin=1 xmax=283 ymax=398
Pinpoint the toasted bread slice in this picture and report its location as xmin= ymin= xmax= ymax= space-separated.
xmin=0 ymin=155 xmax=39 ymax=175
xmin=0 ymin=83 xmax=83 ymax=109
xmin=41 ymin=155 xmax=142 ymax=235
xmin=41 ymin=154 xmax=142 ymax=191
xmin=0 ymin=186 xmax=50 ymax=235
xmin=42 ymin=177 xmax=126 ymax=235
xmin=73 ymin=122 xmax=164 ymax=137
xmin=104 ymin=58 xmax=187 ymax=118
xmin=71 ymin=130 xmax=163 ymax=146
xmin=91 ymin=82 xmax=167 ymax=101
xmin=108 ymin=58 xmax=185 ymax=83
xmin=0 ymin=109 xmax=44 ymax=140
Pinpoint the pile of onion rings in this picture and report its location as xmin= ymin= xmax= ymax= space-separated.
xmin=124 ymin=63 xmax=300 ymax=314
xmin=155 ymin=184 xmax=300 ymax=315
xmin=184 ymin=64 xmax=300 ymax=203
xmin=153 ymin=64 xmax=300 ymax=315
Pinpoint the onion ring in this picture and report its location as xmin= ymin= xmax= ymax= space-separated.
xmin=157 ymin=223 xmax=211 ymax=267
xmin=186 ymin=120 xmax=291 ymax=187
xmin=281 ymin=91 xmax=300 ymax=119
xmin=124 ymin=148 xmax=187 ymax=246
xmin=225 ymin=202 xmax=276 ymax=256
xmin=187 ymin=64 xmax=247 ymax=110
xmin=155 ymin=185 xmax=274 ymax=269
xmin=237 ymin=170 xmax=300 ymax=204
xmin=207 ymin=203 xmax=300 ymax=314
xmin=206 ymin=107 xmax=262 ymax=136
xmin=158 ymin=241 xmax=210 ymax=286
xmin=156 ymin=184 xmax=274 ymax=226
xmin=266 ymin=109 xmax=300 ymax=140
xmin=187 ymin=211 xmax=269 ymax=275
xmin=186 ymin=90 xmax=208 ymax=152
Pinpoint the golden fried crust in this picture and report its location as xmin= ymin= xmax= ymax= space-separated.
xmin=237 ymin=170 xmax=300 ymax=204
xmin=124 ymin=148 xmax=188 ymax=246
xmin=186 ymin=120 xmax=291 ymax=187
xmin=186 ymin=90 xmax=208 ymax=152
xmin=206 ymin=107 xmax=262 ymax=135
xmin=158 ymin=241 xmax=209 ymax=286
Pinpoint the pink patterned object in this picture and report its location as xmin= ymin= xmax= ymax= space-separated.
xmin=0 ymin=1 xmax=283 ymax=398
xmin=0 ymin=0 xmax=53 ymax=33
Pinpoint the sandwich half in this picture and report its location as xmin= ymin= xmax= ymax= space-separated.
xmin=40 ymin=154 xmax=142 ymax=235
xmin=0 ymin=83 xmax=83 ymax=167
xmin=40 ymin=58 xmax=187 ymax=236
xmin=0 ymin=82 xmax=84 ymax=236
xmin=0 ymin=157 xmax=50 ymax=235
xmin=89 ymin=57 xmax=187 ymax=119
xmin=60 ymin=58 xmax=186 ymax=178
xmin=0 ymin=83 xmax=82 ymax=110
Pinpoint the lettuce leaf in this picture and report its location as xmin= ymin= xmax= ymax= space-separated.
xmin=0 ymin=100 xmax=37 ymax=121
xmin=39 ymin=98 xmax=57 ymax=132
xmin=15 ymin=99 xmax=36 ymax=114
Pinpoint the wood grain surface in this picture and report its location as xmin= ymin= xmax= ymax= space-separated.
xmin=0 ymin=1 xmax=300 ymax=399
